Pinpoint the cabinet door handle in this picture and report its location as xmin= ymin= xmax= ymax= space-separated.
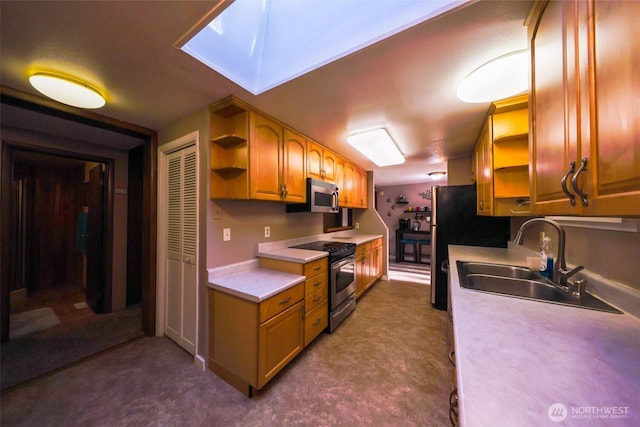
xmin=571 ymin=157 xmax=589 ymax=207
xmin=313 ymin=318 xmax=321 ymax=326
xmin=449 ymin=388 xmax=459 ymax=426
xmin=561 ymin=161 xmax=577 ymax=206
xmin=279 ymin=297 xmax=291 ymax=305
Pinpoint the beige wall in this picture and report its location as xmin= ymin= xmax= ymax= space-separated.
xmin=511 ymin=216 xmax=640 ymax=291
xmin=447 ymin=157 xmax=473 ymax=185
xmin=2 ymin=126 xmax=131 ymax=311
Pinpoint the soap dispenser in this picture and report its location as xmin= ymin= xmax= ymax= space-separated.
xmin=540 ymin=236 xmax=554 ymax=279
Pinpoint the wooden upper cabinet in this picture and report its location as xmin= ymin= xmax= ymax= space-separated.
xmin=529 ymin=0 xmax=582 ymax=215
xmin=307 ymin=141 xmax=324 ymax=181
xmin=282 ymin=129 xmax=307 ymax=203
xmin=586 ymin=0 xmax=640 ymax=215
xmin=210 ymin=96 xmax=371 ymax=208
xmin=322 ymin=149 xmax=337 ymax=183
xmin=475 ymin=119 xmax=494 ymax=216
xmin=307 ymin=140 xmax=337 ymax=183
xmin=528 ymin=0 xmax=640 ymax=216
xmin=250 ymin=113 xmax=283 ymax=201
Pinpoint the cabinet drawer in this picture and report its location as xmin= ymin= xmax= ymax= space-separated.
xmin=303 ymin=258 xmax=327 ymax=277
xmin=259 ymin=283 xmax=304 ymax=323
xmin=304 ymin=285 xmax=328 ymax=313
xmin=304 ymin=272 xmax=328 ymax=295
xmin=356 ymin=242 xmax=370 ymax=258
xmin=304 ymin=300 xmax=328 ymax=347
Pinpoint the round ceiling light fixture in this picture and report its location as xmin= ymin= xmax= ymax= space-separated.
xmin=457 ymin=50 xmax=529 ymax=103
xmin=29 ymin=73 xmax=106 ymax=109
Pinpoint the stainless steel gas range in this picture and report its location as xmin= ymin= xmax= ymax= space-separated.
xmin=290 ymin=241 xmax=356 ymax=332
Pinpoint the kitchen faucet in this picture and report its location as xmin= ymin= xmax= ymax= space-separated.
xmin=513 ymin=218 xmax=584 ymax=294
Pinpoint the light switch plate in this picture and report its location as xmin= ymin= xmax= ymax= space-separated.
xmin=223 ymin=228 xmax=231 ymax=241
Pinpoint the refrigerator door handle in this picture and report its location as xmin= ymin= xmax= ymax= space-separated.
xmin=441 ymin=259 xmax=449 ymax=273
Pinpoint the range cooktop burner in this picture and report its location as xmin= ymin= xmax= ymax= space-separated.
xmin=291 ymin=240 xmax=356 ymax=262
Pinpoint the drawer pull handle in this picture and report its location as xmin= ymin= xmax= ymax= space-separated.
xmin=313 ymin=281 xmax=321 ymax=287
xmin=313 ymin=296 xmax=320 ymax=302
xmin=313 ymin=318 xmax=321 ymax=326
xmin=313 ymin=266 xmax=321 ymax=271
xmin=279 ymin=297 xmax=291 ymax=305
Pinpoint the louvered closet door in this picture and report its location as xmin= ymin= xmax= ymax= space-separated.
xmin=165 ymin=145 xmax=197 ymax=355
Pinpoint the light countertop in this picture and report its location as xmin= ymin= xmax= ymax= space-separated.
xmin=207 ymin=260 xmax=305 ymax=302
xmin=448 ymin=245 xmax=640 ymax=426
xmin=256 ymin=233 xmax=383 ymax=262
xmin=209 ymin=233 xmax=383 ymax=302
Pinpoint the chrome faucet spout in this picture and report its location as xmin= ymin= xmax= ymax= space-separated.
xmin=513 ymin=218 xmax=568 ymax=284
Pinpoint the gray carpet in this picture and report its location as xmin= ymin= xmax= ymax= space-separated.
xmin=1 ymin=280 xmax=450 ymax=426
xmin=1 ymin=305 xmax=143 ymax=390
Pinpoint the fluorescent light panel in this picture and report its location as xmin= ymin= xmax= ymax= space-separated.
xmin=457 ymin=50 xmax=529 ymax=103
xmin=347 ymin=128 xmax=404 ymax=167
xmin=181 ymin=0 xmax=469 ymax=95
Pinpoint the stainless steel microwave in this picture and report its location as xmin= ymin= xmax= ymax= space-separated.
xmin=286 ymin=178 xmax=339 ymax=213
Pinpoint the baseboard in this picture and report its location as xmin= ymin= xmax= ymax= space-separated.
xmin=194 ymin=354 xmax=206 ymax=372
xmin=10 ymin=288 xmax=27 ymax=311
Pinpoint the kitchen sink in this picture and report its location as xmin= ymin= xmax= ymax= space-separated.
xmin=459 ymin=262 xmax=540 ymax=280
xmin=457 ymin=261 xmax=621 ymax=314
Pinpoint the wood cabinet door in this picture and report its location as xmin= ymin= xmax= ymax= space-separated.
xmin=355 ymin=253 xmax=368 ymax=297
xmin=529 ymin=0 xmax=583 ymax=215
xmin=356 ymin=168 xmax=368 ymax=208
xmin=475 ymin=121 xmax=493 ymax=216
xmin=282 ymin=129 xmax=307 ymax=203
xmin=343 ymin=162 xmax=356 ymax=207
xmin=335 ymin=157 xmax=346 ymax=205
xmin=306 ymin=140 xmax=324 ymax=181
xmin=585 ymin=0 xmax=640 ymax=215
xmin=258 ymin=301 xmax=304 ymax=388
xmin=250 ymin=113 xmax=282 ymax=201
xmin=322 ymin=149 xmax=337 ymax=183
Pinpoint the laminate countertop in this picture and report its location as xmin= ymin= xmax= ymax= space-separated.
xmin=207 ymin=260 xmax=306 ymax=303
xmin=448 ymin=245 xmax=640 ymax=427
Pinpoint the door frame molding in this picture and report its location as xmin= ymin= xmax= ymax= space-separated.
xmin=156 ymin=131 xmax=203 ymax=368
xmin=1 ymin=86 xmax=157 ymax=341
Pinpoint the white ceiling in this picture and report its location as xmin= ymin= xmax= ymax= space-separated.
xmin=0 ymin=0 xmax=532 ymax=186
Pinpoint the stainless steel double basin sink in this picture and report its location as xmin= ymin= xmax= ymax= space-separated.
xmin=456 ymin=261 xmax=621 ymax=313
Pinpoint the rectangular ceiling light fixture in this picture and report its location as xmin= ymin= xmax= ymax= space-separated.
xmin=347 ymin=128 xmax=405 ymax=167
xmin=180 ymin=0 xmax=469 ymax=95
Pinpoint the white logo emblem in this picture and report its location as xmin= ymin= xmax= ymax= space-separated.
xmin=548 ymin=403 xmax=568 ymax=422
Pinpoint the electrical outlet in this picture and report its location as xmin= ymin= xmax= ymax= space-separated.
xmin=223 ymin=228 xmax=231 ymax=241
xmin=355 ymin=222 xmax=360 ymax=229
xmin=264 ymin=226 xmax=271 ymax=238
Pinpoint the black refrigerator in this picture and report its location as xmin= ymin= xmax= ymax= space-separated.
xmin=430 ymin=184 xmax=510 ymax=310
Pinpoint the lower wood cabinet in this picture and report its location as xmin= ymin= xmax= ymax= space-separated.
xmin=355 ymin=238 xmax=383 ymax=299
xmin=259 ymin=257 xmax=329 ymax=347
xmin=208 ymin=283 xmax=304 ymax=396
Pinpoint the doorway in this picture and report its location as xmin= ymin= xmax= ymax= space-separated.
xmin=9 ymin=150 xmax=108 ymax=333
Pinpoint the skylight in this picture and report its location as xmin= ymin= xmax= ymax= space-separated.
xmin=180 ymin=0 xmax=469 ymax=95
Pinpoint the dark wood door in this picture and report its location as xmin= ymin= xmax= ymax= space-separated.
xmin=86 ymin=165 xmax=105 ymax=313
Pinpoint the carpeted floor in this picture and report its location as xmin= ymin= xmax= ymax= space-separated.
xmin=1 ymin=279 xmax=450 ymax=426
xmin=1 ymin=305 xmax=143 ymax=390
